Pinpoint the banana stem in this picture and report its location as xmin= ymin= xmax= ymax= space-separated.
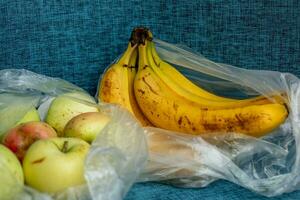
xmin=147 ymin=41 xmax=157 ymax=68
xmin=128 ymin=48 xmax=138 ymax=68
xmin=138 ymin=41 xmax=149 ymax=68
xmin=151 ymin=42 xmax=162 ymax=65
xmin=130 ymin=27 xmax=152 ymax=45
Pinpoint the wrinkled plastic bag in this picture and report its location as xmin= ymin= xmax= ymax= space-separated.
xmin=134 ymin=39 xmax=300 ymax=197
xmin=0 ymin=69 xmax=148 ymax=200
xmin=2 ymin=36 xmax=299 ymax=199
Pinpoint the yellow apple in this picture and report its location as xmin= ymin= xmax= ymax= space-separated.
xmin=16 ymin=107 xmax=40 ymax=125
xmin=0 ymin=106 xmax=40 ymax=140
xmin=23 ymin=137 xmax=90 ymax=194
xmin=0 ymin=144 xmax=24 ymax=199
xmin=45 ymin=92 xmax=99 ymax=136
xmin=64 ymin=112 xmax=111 ymax=143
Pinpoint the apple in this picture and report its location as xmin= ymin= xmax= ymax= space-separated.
xmin=2 ymin=121 xmax=57 ymax=161
xmin=0 ymin=106 xmax=40 ymax=140
xmin=16 ymin=107 xmax=40 ymax=125
xmin=45 ymin=92 xmax=99 ymax=136
xmin=23 ymin=137 xmax=90 ymax=194
xmin=0 ymin=144 xmax=24 ymax=199
xmin=64 ymin=112 xmax=111 ymax=143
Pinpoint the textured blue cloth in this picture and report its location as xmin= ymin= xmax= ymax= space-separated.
xmin=0 ymin=1 xmax=300 ymax=199
xmin=125 ymin=181 xmax=300 ymax=200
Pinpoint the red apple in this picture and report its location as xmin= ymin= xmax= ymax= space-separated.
xmin=2 ymin=121 xmax=57 ymax=161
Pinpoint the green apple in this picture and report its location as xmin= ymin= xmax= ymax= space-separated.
xmin=64 ymin=112 xmax=111 ymax=143
xmin=23 ymin=137 xmax=90 ymax=194
xmin=0 ymin=106 xmax=40 ymax=140
xmin=0 ymin=144 xmax=24 ymax=199
xmin=16 ymin=107 xmax=40 ymax=125
xmin=45 ymin=92 xmax=99 ymax=136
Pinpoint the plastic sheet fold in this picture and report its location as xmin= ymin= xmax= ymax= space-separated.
xmin=137 ymin=39 xmax=300 ymax=197
xmin=0 ymin=69 xmax=148 ymax=200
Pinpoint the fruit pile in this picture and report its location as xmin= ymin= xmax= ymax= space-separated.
xmin=0 ymin=27 xmax=290 ymax=198
xmin=98 ymin=27 xmax=288 ymax=137
xmin=0 ymin=91 xmax=110 ymax=197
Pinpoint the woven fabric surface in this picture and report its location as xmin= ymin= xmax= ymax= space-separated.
xmin=0 ymin=0 xmax=300 ymax=200
xmin=125 ymin=181 xmax=300 ymax=200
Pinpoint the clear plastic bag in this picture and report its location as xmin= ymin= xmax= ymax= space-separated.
xmin=0 ymin=69 xmax=148 ymax=200
xmin=136 ymin=39 xmax=300 ymax=197
xmin=2 ymin=35 xmax=299 ymax=199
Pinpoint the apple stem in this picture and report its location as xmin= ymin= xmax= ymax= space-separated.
xmin=61 ymin=141 xmax=69 ymax=153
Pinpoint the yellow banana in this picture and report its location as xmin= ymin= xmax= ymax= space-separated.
xmin=98 ymin=43 xmax=152 ymax=126
xmin=134 ymin=40 xmax=288 ymax=137
xmin=150 ymin=41 xmax=284 ymax=104
xmin=127 ymin=48 xmax=153 ymax=126
xmin=146 ymin=42 xmax=280 ymax=109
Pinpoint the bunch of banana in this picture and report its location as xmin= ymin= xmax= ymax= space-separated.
xmin=150 ymin=43 xmax=286 ymax=105
xmin=98 ymin=41 xmax=152 ymax=126
xmin=133 ymin=31 xmax=288 ymax=137
xmin=98 ymin=28 xmax=288 ymax=137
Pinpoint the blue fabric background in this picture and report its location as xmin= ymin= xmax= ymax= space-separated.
xmin=0 ymin=1 xmax=299 ymax=199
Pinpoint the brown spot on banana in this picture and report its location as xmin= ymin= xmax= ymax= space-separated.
xmin=178 ymin=116 xmax=183 ymax=125
xmin=184 ymin=116 xmax=192 ymax=125
xmin=104 ymin=79 xmax=111 ymax=88
xmin=235 ymin=114 xmax=245 ymax=129
xmin=173 ymin=103 xmax=179 ymax=111
xmin=137 ymin=89 xmax=145 ymax=95
xmin=202 ymin=122 xmax=220 ymax=132
xmin=142 ymin=77 xmax=159 ymax=95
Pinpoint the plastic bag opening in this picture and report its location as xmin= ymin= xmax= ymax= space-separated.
xmin=0 ymin=69 xmax=148 ymax=200
xmin=134 ymin=39 xmax=300 ymax=197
